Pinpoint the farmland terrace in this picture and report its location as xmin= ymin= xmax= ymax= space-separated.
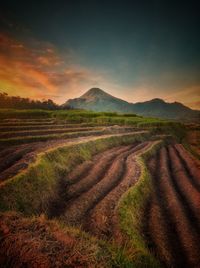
xmin=0 ymin=110 xmax=199 ymax=267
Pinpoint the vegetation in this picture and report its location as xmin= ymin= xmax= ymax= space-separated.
xmin=0 ymin=129 xmax=166 ymax=267
xmin=0 ymin=107 xmax=192 ymax=267
xmin=117 ymin=140 xmax=164 ymax=267
xmin=183 ymin=128 xmax=200 ymax=160
xmin=0 ymin=132 xmax=151 ymax=214
xmin=0 ymin=129 xmax=108 ymax=146
xmin=63 ymin=88 xmax=200 ymax=121
xmin=0 ymin=92 xmax=60 ymax=110
xmin=0 ymin=108 xmax=171 ymax=125
xmin=0 ymin=211 xmax=131 ymax=268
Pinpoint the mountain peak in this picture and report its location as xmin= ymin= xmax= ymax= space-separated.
xmin=81 ymin=88 xmax=109 ymax=98
xmin=149 ymin=98 xmax=165 ymax=103
xmin=80 ymin=88 xmax=115 ymax=101
xmin=63 ymin=88 xmax=199 ymax=120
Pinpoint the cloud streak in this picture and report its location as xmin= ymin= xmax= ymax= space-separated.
xmin=0 ymin=32 xmax=199 ymax=109
xmin=0 ymin=33 xmax=104 ymax=103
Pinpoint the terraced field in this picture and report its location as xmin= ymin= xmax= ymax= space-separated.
xmin=146 ymin=143 xmax=200 ymax=267
xmin=49 ymin=141 xmax=153 ymax=240
xmin=0 ymin=112 xmax=199 ymax=267
xmin=186 ymin=125 xmax=200 ymax=159
xmin=0 ymin=118 xmax=140 ymax=182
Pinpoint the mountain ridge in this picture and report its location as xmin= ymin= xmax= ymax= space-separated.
xmin=63 ymin=88 xmax=200 ymax=120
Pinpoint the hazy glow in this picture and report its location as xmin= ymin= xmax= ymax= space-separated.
xmin=0 ymin=33 xmax=199 ymax=109
xmin=0 ymin=33 xmax=106 ymax=103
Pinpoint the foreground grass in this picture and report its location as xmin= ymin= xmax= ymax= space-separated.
xmin=0 ymin=136 xmax=165 ymax=267
xmin=0 ymin=129 xmax=106 ymax=146
xmin=0 ymin=132 xmax=151 ymax=214
xmin=0 ymin=132 xmax=161 ymax=267
xmin=183 ymin=128 xmax=200 ymax=160
xmin=0 ymin=211 xmax=133 ymax=268
xmin=117 ymin=140 xmax=164 ymax=267
xmin=0 ymin=108 xmax=172 ymax=127
xmin=0 ymin=109 xmax=187 ymax=267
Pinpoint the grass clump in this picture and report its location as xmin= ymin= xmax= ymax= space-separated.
xmin=0 ymin=211 xmax=118 ymax=268
xmin=0 ymin=109 xmax=51 ymax=119
xmin=0 ymin=132 xmax=151 ymax=215
xmin=0 ymin=108 xmax=171 ymax=126
xmin=117 ymin=140 xmax=164 ymax=267
xmin=0 ymin=129 xmax=105 ymax=146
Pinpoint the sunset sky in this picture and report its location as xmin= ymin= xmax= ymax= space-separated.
xmin=0 ymin=0 xmax=200 ymax=109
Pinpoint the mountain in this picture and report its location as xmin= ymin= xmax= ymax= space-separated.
xmin=63 ymin=88 xmax=200 ymax=120
xmin=64 ymin=88 xmax=134 ymax=113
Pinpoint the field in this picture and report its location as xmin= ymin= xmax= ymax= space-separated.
xmin=146 ymin=143 xmax=200 ymax=266
xmin=0 ymin=109 xmax=199 ymax=267
xmin=185 ymin=124 xmax=200 ymax=160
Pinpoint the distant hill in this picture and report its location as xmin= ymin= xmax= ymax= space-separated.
xmin=63 ymin=88 xmax=200 ymax=120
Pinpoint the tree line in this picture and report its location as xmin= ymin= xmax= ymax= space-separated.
xmin=0 ymin=92 xmax=70 ymax=110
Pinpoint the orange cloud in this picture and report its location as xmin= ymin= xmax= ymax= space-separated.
xmin=0 ymin=33 xmax=101 ymax=103
xmin=118 ymin=80 xmax=200 ymax=110
xmin=1 ymin=32 xmax=199 ymax=109
xmin=185 ymin=101 xmax=200 ymax=110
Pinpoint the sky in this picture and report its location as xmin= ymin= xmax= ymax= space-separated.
xmin=0 ymin=0 xmax=200 ymax=109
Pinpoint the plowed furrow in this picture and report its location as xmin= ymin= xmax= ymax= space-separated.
xmin=147 ymin=197 xmax=175 ymax=266
xmin=84 ymin=142 xmax=151 ymax=240
xmin=0 ymin=123 xmax=105 ymax=132
xmin=67 ymin=145 xmax=131 ymax=186
xmin=147 ymin=152 xmax=188 ymax=267
xmin=0 ymin=162 xmax=29 ymax=181
xmin=0 ymin=127 xmax=101 ymax=139
xmin=66 ymin=145 xmax=133 ymax=198
xmin=0 ymin=147 xmax=17 ymax=160
xmin=167 ymin=146 xmax=200 ymax=233
xmin=0 ymin=124 xmax=74 ymax=131
xmin=61 ymin=146 xmax=139 ymax=226
xmin=174 ymin=144 xmax=200 ymax=191
xmin=48 ymin=145 xmax=134 ymax=218
xmin=0 ymin=122 xmax=56 ymax=126
xmin=2 ymin=118 xmax=54 ymax=122
xmin=0 ymin=146 xmax=32 ymax=174
xmin=148 ymin=147 xmax=200 ymax=267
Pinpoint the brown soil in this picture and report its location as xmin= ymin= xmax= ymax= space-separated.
xmin=66 ymin=145 xmax=134 ymax=199
xmin=187 ymin=129 xmax=200 ymax=158
xmin=47 ymin=144 xmax=133 ymax=218
xmin=1 ymin=118 xmax=54 ymax=122
xmin=0 ymin=127 xmax=102 ymax=138
xmin=174 ymin=144 xmax=200 ymax=184
xmin=84 ymin=142 xmax=153 ymax=241
xmin=51 ymin=142 xmax=153 ymax=242
xmin=145 ymin=145 xmax=200 ymax=267
xmin=0 ymin=121 xmax=57 ymax=126
xmin=0 ymin=212 xmax=110 ymax=268
xmin=0 ymin=131 xmax=145 ymax=182
xmin=0 ymin=124 xmax=87 ymax=132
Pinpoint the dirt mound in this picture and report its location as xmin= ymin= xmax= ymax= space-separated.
xmin=145 ymin=144 xmax=200 ymax=267
xmin=50 ymin=141 xmax=153 ymax=242
xmin=0 ymin=132 xmax=143 ymax=182
xmin=0 ymin=212 xmax=110 ymax=268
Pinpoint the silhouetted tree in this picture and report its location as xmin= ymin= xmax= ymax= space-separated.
xmin=0 ymin=92 xmax=62 ymax=110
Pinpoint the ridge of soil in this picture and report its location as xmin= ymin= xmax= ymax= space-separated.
xmin=145 ymin=144 xmax=200 ymax=267
xmin=49 ymin=141 xmax=153 ymax=242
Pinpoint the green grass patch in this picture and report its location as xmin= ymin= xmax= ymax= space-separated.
xmin=0 ymin=108 xmax=170 ymax=126
xmin=0 ymin=129 xmax=108 ymax=145
xmin=182 ymin=142 xmax=200 ymax=161
xmin=0 ymin=132 xmax=151 ymax=215
xmin=117 ymin=140 xmax=164 ymax=267
xmin=0 ymin=109 xmax=52 ymax=119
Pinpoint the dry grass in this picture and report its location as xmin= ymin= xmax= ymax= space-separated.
xmin=117 ymin=140 xmax=164 ymax=267
xmin=0 ymin=211 xmax=113 ymax=268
